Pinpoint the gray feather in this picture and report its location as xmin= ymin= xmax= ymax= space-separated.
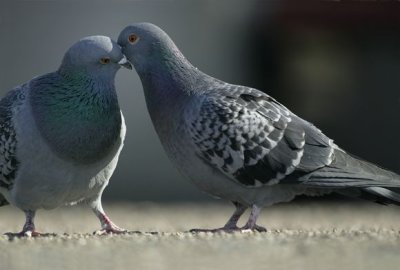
xmin=364 ymin=187 xmax=400 ymax=202
xmin=190 ymin=85 xmax=338 ymax=187
xmin=0 ymin=87 xmax=24 ymax=193
xmin=119 ymin=23 xmax=400 ymax=211
xmin=294 ymin=149 xmax=400 ymax=188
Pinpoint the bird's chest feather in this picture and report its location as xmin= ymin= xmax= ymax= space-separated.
xmin=11 ymin=98 xmax=125 ymax=209
xmin=30 ymin=80 xmax=122 ymax=165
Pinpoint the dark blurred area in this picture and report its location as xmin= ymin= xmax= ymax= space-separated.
xmin=246 ymin=0 xmax=400 ymax=174
xmin=1 ymin=0 xmax=400 ymax=202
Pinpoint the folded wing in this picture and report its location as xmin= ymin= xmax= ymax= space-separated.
xmin=188 ymin=83 xmax=400 ymax=191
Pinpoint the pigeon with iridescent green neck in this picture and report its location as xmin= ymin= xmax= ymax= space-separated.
xmin=119 ymin=23 xmax=400 ymax=232
xmin=0 ymin=36 xmax=132 ymax=236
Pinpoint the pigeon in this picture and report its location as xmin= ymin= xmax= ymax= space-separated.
xmin=118 ymin=23 xmax=400 ymax=232
xmin=0 ymin=36 xmax=132 ymax=236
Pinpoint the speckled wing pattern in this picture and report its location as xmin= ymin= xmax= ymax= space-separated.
xmin=188 ymin=83 xmax=335 ymax=187
xmin=0 ymin=87 xmax=24 ymax=203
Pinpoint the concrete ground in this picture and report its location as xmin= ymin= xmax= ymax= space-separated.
xmin=1 ymin=201 xmax=400 ymax=270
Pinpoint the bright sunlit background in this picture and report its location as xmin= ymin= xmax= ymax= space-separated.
xmin=1 ymin=0 xmax=400 ymax=202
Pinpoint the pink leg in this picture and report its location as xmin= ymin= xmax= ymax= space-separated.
xmin=190 ymin=202 xmax=247 ymax=233
xmin=92 ymin=202 xmax=126 ymax=235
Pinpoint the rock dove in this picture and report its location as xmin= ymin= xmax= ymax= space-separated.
xmin=118 ymin=23 xmax=400 ymax=232
xmin=0 ymin=36 xmax=132 ymax=236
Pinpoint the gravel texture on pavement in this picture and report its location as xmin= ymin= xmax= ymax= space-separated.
xmin=1 ymin=201 xmax=400 ymax=270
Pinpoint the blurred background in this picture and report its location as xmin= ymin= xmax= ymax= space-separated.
xmin=0 ymin=0 xmax=400 ymax=202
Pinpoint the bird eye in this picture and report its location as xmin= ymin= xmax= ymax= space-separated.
xmin=99 ymin=57 xmax=111 ymax=64
xmin=128 ymin=34 xmax=139 ymax=44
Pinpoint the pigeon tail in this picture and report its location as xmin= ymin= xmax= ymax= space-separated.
xmin=337 ymin=187 xmax=400 ymax=206
xmin=299 ymin=148 xmax=400 ymax=189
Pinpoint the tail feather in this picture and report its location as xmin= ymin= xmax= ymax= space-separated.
xmin=364 ymin=187 xmax=400 ymax=203
xmin=298 ymin=149 xmax=400 ymax=188
xmin=337 ymin=187 xmax=400 ymax=206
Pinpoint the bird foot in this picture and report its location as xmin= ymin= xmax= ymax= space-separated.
xmin=94 ymin=211 xmax=127 ymax=235
xmin=240 ymin=224 xmax=267 ymax=233
xmin=93 ymin=225 xmax=128 ymax=235
xmin=190 ymin=226 xmax=241 ymax=233
xmin=4 ymin=230 xmax=55 ymax=239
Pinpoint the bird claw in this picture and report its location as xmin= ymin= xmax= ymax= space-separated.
xmin=93 ymin=226 xmax=128 ymax=235
xmin=190 ymin=226 xmax=242 ymax=233
xmin=23 ymin=230 xmax=41 ymax=237
xmin=240 ymin=224 xmax=267 ymax=233
xmin=4 ymin=230 xmax=55 ymax=239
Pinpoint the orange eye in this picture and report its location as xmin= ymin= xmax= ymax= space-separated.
xmin=128 ymin=34 xmax=139 ymax=44
xmin=100 ymin=57 xmax=110 ymax=64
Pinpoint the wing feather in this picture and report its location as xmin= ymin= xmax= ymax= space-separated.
xmin=188 ymin=83 xmax=400 ymax=189
xmin=189 ymin=84 xmax=331 ymax=186
xmin=0 ymin=86 xmax=24 ymax=194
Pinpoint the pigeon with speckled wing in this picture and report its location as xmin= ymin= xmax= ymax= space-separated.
xmin=0 ymin=36 xmax=132 ymax=237
xmin=119 ymin=23 xmax=400 ymax=232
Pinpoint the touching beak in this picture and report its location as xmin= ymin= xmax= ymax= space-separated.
xmin=118 ymin=56 xmax=133 ymax=70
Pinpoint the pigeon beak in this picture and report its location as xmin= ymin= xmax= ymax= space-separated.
xmin=118 ymin=57 xmax=133 ymax=70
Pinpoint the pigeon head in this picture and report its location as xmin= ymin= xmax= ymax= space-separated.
xmin=59 ymin=35 xmax=132 ymax=79
xmin=118 ymin=23 xmax=188 ymax=74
